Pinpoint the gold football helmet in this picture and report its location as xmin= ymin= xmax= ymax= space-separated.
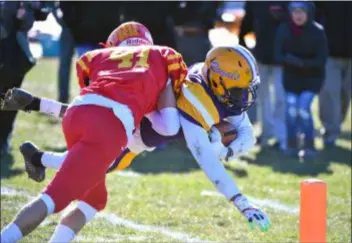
xmin=202 ymin=45 xmax=260 ymax=114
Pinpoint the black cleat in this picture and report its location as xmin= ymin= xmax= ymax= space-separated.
xmin=0 ymin=88 xmax=34 ymax=111
xmin=20 ymin=142 xmax=46 ymax=182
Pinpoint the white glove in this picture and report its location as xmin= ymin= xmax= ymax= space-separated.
xmin=232 ymin=194 xmax=271 ymax=232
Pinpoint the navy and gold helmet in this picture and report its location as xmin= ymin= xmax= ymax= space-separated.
xmin=202 ymin=45 xmax=260 ymax=114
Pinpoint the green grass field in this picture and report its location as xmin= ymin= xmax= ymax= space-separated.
xmin=1 ymin=58 xmax=351 ymax=243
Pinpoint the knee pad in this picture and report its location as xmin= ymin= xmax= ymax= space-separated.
xmin=39 ymin=193 xmax=55 ymax=215
xmin=77 ymin=201 xmax=98 ymax=223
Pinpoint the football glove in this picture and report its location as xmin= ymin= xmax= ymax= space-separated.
xmin=0 ymin=88 xmax=34 ymax=111
xmin=233 ymin=194 xmax=271 ymax=232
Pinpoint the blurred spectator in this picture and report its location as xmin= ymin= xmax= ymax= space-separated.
xmin=121 ymin=2 xmax=178 ymax=48
xmin=316 ymin=2 xmax=352 ymax=148
xmin=239 ymin=1 xmax=288 ymax=150
xmin=274 ymin=1 xmax=328 ymax=157
xmin=54 ymin=2 xmax=123 ymax=102
xmin=0 ymin=1 xmax=48 ymax=156
xmin=52 ymin=2 xmax=75 ymax=103
xmin=173 ymin=1 xmax=219 ymax=66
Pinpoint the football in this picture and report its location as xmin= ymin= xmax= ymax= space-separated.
xmin=211 ymin=121 xmax=238 ymax=146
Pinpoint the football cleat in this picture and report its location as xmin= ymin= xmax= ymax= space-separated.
xmin=0 ymin=88 xmax=34 ymax=111
xmin=20 ymin=142 xmax=46 ymax=183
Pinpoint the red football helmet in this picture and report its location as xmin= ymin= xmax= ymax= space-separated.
xmin=105 ymin=21 xmax=154 ymax=47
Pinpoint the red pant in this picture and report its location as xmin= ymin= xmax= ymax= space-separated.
xmin=43 ymin=105 xmax=127 ymax=213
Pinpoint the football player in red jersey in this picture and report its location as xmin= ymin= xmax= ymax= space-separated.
xmin=0 ymin=22 xmax=187 ymax=243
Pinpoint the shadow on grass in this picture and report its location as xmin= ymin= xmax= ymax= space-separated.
xmin=241 ymin=144 xmax=351 ymax=176
xmin=0 ymin=152 xmax=24 ymax=179
xmin=130 ymin=140 xmax=249 ymax=177
xmin=130 ymin=140 xmax=199 ymax=174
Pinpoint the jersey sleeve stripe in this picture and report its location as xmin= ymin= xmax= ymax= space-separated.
xmin=177 ymin=92 xmax=210 ymax=130
xmin=167 ymin=63 xmax=181 ymax=72
xmin=167 ymin=53 xmax=181 ymax=61
xmin=86 ymin=53 xmax=93 ymax=62
xmin=182 ymin=83 xmax=220 ymax=128
xmin=77 ymin=59 xmax=89 ymax=74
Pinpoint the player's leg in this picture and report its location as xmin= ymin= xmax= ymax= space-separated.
xmin=19 ymin=141 xmax=67 ymax=182
xmin=0 ymin=191 xmax=55 ymax=243
xmin=49 ymin=181 xmax=106 ymax=242
xmin=43 ymin=105 xmax=127 ymax=242
xmin=1 ymin=106 xmax=127 ymax=242
xmin=0 ymin=87 xmax=67 ymax=118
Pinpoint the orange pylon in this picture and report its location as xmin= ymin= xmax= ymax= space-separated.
xmin=300 ymin=179 xmax=327 ymax=243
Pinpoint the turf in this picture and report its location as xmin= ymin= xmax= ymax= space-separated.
xmin=1 ymin=58 xmax=351 ymax=242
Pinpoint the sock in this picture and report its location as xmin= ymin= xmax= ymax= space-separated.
xmin=0 ymin=223 xmax=23 ymax=243
xmin=25 ymin=97 xmax=41 ymax=111
xmin=49 ymin=224 xmax=76 ymax=243
xmin=32 ymin=151 xmax=44 ymax=167
xmin=42 ymin=151 xmax=67 ymax=171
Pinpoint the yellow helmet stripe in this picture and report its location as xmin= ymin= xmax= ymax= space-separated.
xmin=182 ymin=83 xmax=220 ymax=130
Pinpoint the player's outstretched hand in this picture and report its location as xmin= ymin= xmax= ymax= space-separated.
xmin=0 ymin=88 xmax=34 ymax=111
xmin=233 ymin=194 xmax=271 ymax=232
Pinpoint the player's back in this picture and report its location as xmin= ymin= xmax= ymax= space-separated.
xmin=78 ymin=45 xmax=186 ymax=125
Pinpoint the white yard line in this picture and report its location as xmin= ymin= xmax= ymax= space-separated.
xmin=201 ymin=190 xmax=299 ymax=214
xmin=75 ymin=235 xmax=148 ymax=242
xmin=1 ymin=186 xmax=213 ymax=243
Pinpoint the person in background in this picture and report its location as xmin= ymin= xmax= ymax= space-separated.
xmin=173 ymin=1 xmax=219 ymax=66
xmin=53 ymin=2 xmax=123 ymax=103
xmin=274 ymin=1 xmax=328 ymax=158
xmin=52 ymin=2 xmax=75 ymax=103
xmin=239 ymin=1 xmax=288 ymax=151
xmin=316 ymin=2 xmax=352 ymax=148
xmin=121 ymin=2 xmax=178 ymax=49
xmin=0 ymin=1 xmax=49 ymax=156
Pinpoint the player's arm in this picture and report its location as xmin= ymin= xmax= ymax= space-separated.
xmin=0 ymin=88 xmax=68 ymax=118
xmin=146 ymin=48 xmax=187 ymax=136
xmin=180 ymin=115 xmax=270 ymax=231
xmin=224 ymin=112 xmax=256 ymax=161
xmin=76 ymin=52 xmax=95 ymax=88
xmin=145 ymin=78 xmax=180 ymax=136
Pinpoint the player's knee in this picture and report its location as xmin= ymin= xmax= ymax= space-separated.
xmin=39 ymin=193 xmax=56 ymax=215
xmin=77 ymin=201 xmax=98 ymax=222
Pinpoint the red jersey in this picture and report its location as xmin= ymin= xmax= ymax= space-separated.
xmin=75 ymin=45 xmax=187 ymax=125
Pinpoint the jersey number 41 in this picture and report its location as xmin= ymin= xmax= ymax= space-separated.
xmin=109 ymin=47 xmax=150 ymax=70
